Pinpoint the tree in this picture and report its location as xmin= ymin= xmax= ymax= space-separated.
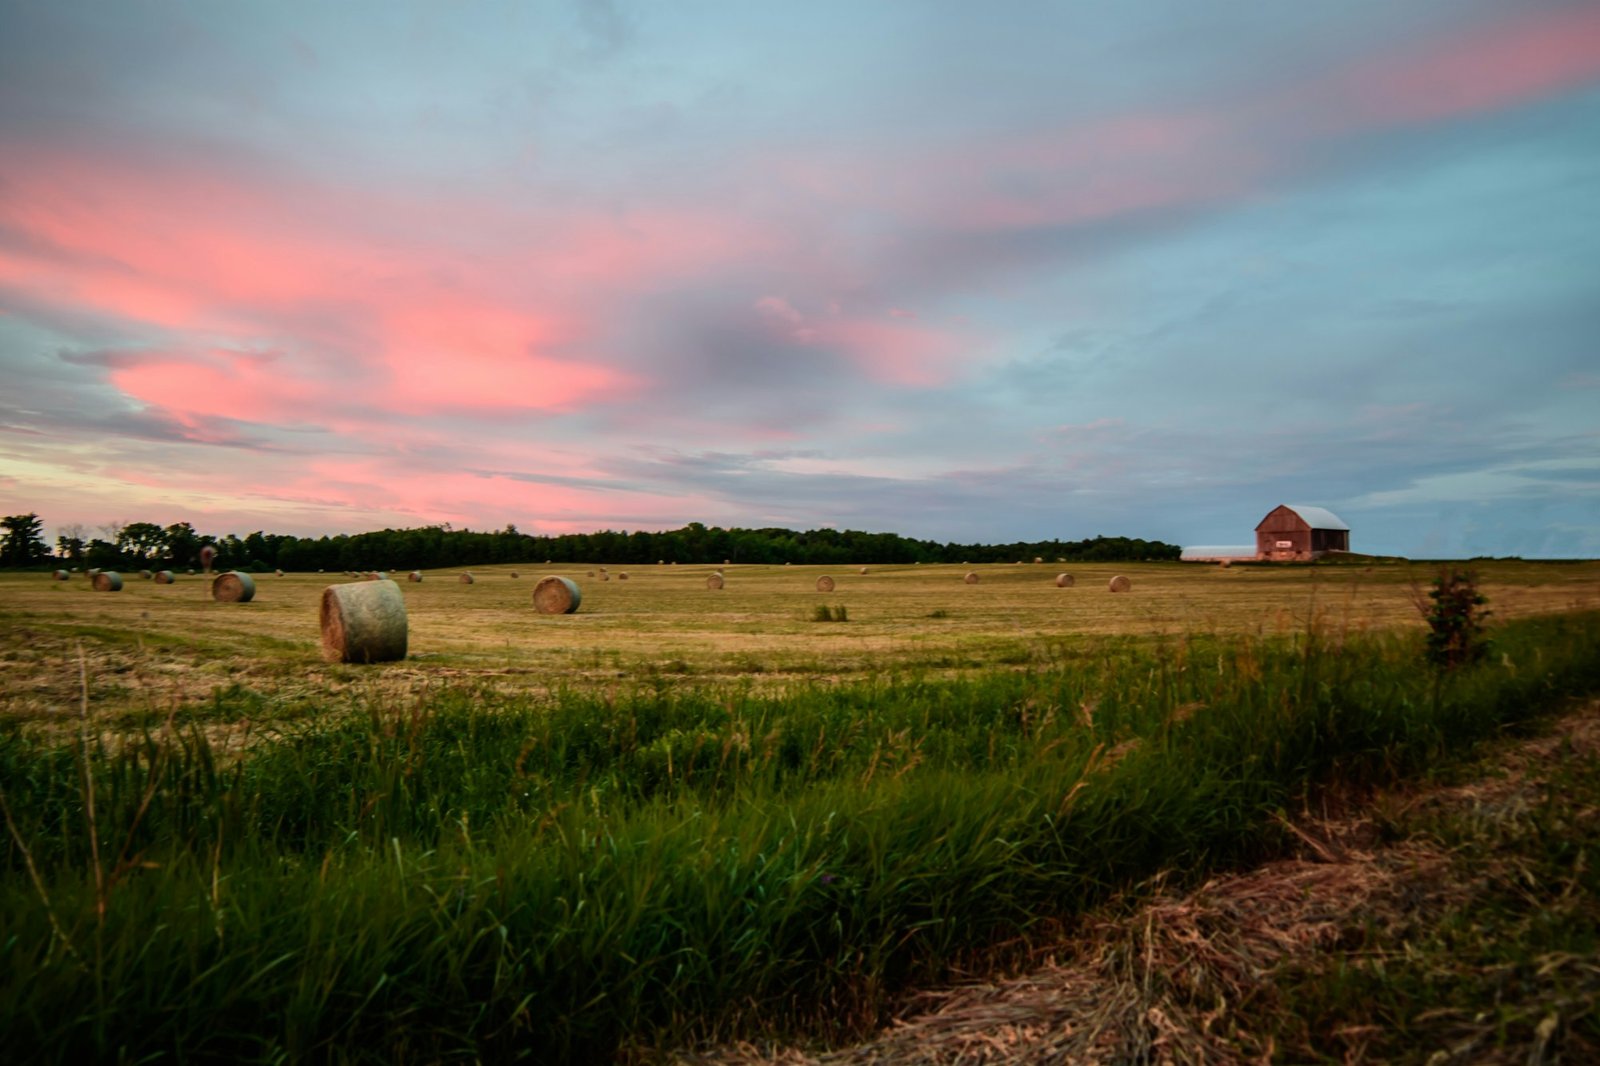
xmin=56 ymin=522 xmax=87 ymax=563
xmin=116 ymin=522 xmax=166 ymax=565
xmin=0 ymin=513 xmax=48 ymax=566
xmin=162 ymin=522 xmax=201 ymax=568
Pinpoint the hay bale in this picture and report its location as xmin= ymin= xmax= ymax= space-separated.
xmin=275 ymin=569 xmax=284 ymax=577
xmin=707 ymin=572 xmax=725 ymax=590
xmin=87 ymin=568 xmax=99 ymax=576
xmin=199 ymin=545 xmax=216 ymax=573
xmin=815 ymin=575 xmax=835 ymax=592
xmin=92 ymin=571 xmax=123 ymax=592
xmin=154 ymin=571 xmax=175 ymax=584
xmin=1108 ymin=575 xmax=1132 ymax=593
xmin=964 ymin=572 xmax=979 ymax=584
xmin=618 ymin=572 xmax=629 ymax=581
xmin=459 ymin=573 xmax=474 ymax=584
xmin=859 ymin=566 xmax=869 ymax=575
xmin=369 ymin=572 xmax=388 ymax=582
xmin=532 ymin=576 xmax=581 ymax=614
xmin=1219 ymin=559 xmax=1232 ymax=569
xmin=52 ymin=570 xmax=69 ymax=581
xmin=408 ymin=571 xmax=422 ymax=582
xmin=1055 ymin=573 xmax=1075 ymax=588
xmin=320 ymin=580 xmax=407 ymax=663
xmin=587 ymin=570 xmax=595 ymax=577
xmin=509 ymin=571 xmax=519 ymax=579
xmin=212 ymin=571 xmax=256 ymax=603
xmin=139 ymin=569 xmax=152 ymax=579
xmin=1033 ymin=556 xmax=1043 ymax=564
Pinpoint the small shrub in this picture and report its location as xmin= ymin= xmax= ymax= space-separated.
xmin=1420 ymin=567 xmax=1491 ymax=669
xmin=811 ymin=604 xmax=848 ymax=622
xmin=927 ymin=609 xmax=949 ymax=619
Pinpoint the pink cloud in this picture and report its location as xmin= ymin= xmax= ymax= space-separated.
xmin=754 ymin=297 xmax=979 ymax=387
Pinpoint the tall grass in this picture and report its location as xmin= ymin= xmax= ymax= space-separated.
xmin=3 ymin=613 xmax=1599 ymax=1062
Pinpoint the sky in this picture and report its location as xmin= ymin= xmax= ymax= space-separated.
xmin=1 ymin=1 xmax=1597 ymax=558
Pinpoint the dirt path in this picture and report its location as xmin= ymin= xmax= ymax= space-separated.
xmin=680 ymin=702 xmax=1600 ymax=1065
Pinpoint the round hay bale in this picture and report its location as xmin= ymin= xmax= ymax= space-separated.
xmin=1108 ymin=575 xmax=1132 ymax=593
xmin=408 ymin=571 xmax=422 ymax=582
xmin=601 ymin=573 xmax=609 ymax=581
xmin=52 ymin=570 xmax=69 ymax=581
xmin=964 ymin=572 xmax=979 ymax=584
xmin=199 ymin=545 xmax=216 ymax=573
xmin=369 ymin=572 xmax=388 ymax=582
xmin=186 ymin=569 xmax=194 ymax=575
xmin=815 ymin=575 xmax=836 ymax=592
xmin=275 ymin=569 xmax=284 ymax=577
xmin=212 ymin=571 xmax=256 ymax=603
xmin=139 ymin=569 xmax=152 ymax=579
xmin=88 ymin=568 xmax=100 ymax=576
xmin=459 ymin=573 xmax=474 ymax=584
xmin=1033 ymin=556 xmax=1043 ymax=565
xmin=1055 ymin=573 xmax=1075 ymax=588
xmin=532 ymin=576 xmax=582 ymax=615
xmin=92 ymin=571 xmax=123 ymax=592
xmin=599 ymin=566 xmax=608 ymax=573
xmin=587 ymin=570 xmax=595 ymax=577
xmin=618 ymin=572 xmax=629 ymax=581
xmin=509 ymin=571 xmax=519 ymax=579
xmin=154 ymin=570 xmax=175 ymax=584
xmin=707 ymin=572 xmax=725 ymax=590
xmin=320 ymin=580 xmax=407 ymax=663
xmin=724 ymin=559 xmax=731 ymax=566
xmin=1219 ymin=559 xmax=1232 ymax=569
xmin=859 ymin=566 xmax=869 ymax=575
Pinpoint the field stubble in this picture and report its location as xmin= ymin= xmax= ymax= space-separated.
xmin=4 ymin=560 xmax=1597 ymax=726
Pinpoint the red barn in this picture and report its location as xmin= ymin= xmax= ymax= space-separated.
xmin=1255 ymin=505 xmax=1350 ymax=561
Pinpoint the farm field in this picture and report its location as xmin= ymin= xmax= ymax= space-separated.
xmin=2 ymin=558 xmax=1599 ymax=1063
xmin=5 ymin=559 xmax=1599 ymax=725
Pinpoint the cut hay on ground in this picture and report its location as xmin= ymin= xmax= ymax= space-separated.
xmin=319 ymin=580 xmax=407 ymax=663
xmin=212 ymin=571 xmax=256 ymax=603
xmin=532 ymin=575 xmax=582 ymax=615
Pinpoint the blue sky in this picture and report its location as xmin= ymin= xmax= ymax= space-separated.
xmin=1 ymin=0 xmax=1597 ymax=556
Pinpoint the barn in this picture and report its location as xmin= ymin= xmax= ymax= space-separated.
xmin=1255 ymin=504 xmax=1350 ymax=561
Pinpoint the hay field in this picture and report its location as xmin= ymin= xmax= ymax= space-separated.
xmin=3 ymin=559 xmax=1597 ymax=723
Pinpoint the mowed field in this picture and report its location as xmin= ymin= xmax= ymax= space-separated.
xmin=4 ymin=558 xmax=1598 ymax=724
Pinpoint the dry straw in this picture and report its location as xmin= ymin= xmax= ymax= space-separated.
xmin=92 ymin=572 xmax=123 ymax=592
xmin=320 ymin=580 xmax=407 ymax=663
xmin=815 ymin=575 xmax=836 ymax=592
xmin=706 ymin=572 xmax=725 ymax=590
xmin=532 ymin=575 xmax=582 ymax=614
xmin=154 ymin=571 xmax=175 ymax=585
xmin=1055 ymin=573 xmax=1075 ymax=588
xmin=964 ymin=572 xmax=980 ymax=585
xmin=211 ymin=572 xmax=256 ymax=603
xmin=1108 ymin=575 xmax=1132 ymax=593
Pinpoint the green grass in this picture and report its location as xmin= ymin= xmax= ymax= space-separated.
xmin=2 ymin=612 xmax=1599 ymax=1062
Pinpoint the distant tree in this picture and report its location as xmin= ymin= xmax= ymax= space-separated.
xmin=116 ymin=522 xmax=166 ymax=564
xmin=55 ymin=522 xmax=87 ymax=563
xmin=0 ymin=513 xmax=49 ymax=566
xmin=162 ymin=522 xmax=201 ymax=568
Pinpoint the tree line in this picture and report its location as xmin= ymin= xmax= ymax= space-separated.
xmin=2 ymin=513 xmax=1181 ymax=572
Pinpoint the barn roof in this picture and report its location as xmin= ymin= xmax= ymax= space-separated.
xmin=1277 ymin=505 xmax=1349 ymax=531
xmin=1181 ymin=545 xmax=1257 ymax=560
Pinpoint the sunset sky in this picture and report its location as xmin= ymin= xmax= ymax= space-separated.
xmin=2 ymin=1 xmax=1597 ymax=557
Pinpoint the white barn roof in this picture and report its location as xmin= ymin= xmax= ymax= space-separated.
xmin=1281 ymin=505 xmax=1349 ymax=531
xmin=1181 ymin=545 xmax=1257 ymax=560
